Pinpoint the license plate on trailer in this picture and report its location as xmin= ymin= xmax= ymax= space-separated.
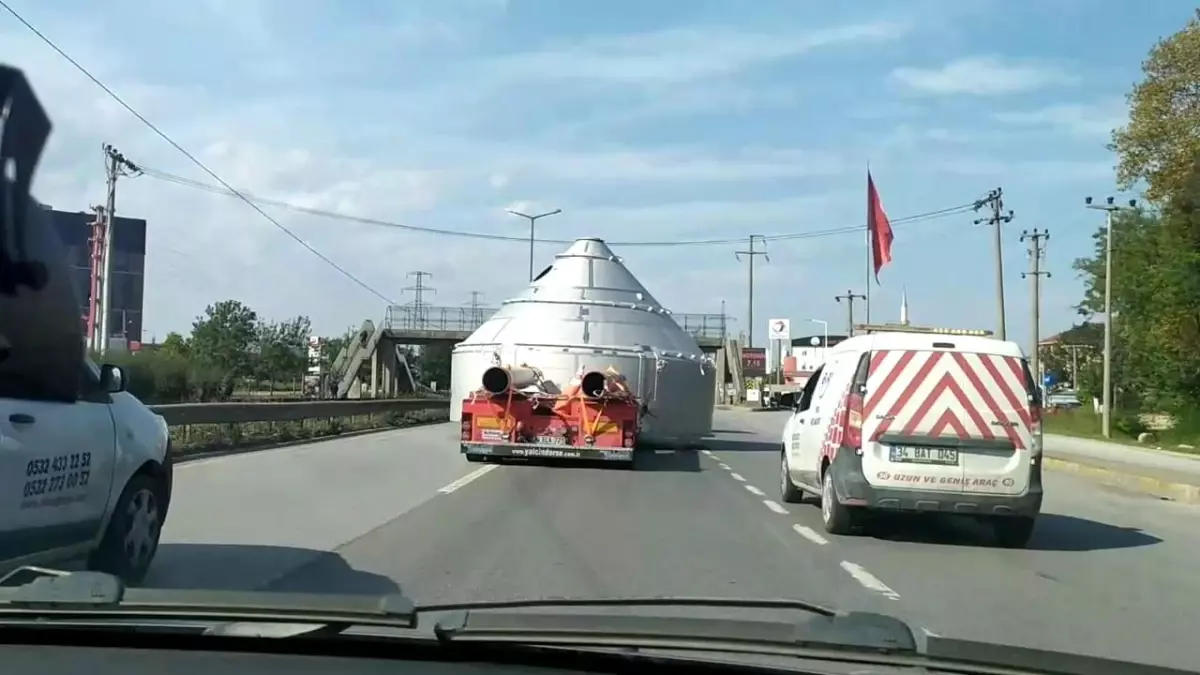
xmin=889 ymin=446 xmax=959 ymax=466
xmin=537 ymin=435 xmax=567 ymax=445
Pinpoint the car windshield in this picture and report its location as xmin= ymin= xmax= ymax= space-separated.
xmin=3 ymin=3 xmax=1200 ymax=673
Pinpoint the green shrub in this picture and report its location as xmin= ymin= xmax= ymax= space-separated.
xmin=101 ymin=351 xmax=228 ymax=404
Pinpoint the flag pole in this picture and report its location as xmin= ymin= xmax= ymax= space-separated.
xmin=865 ymin=164 xmax=872 ymax=324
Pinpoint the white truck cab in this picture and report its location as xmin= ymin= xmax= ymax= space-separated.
xmin=0 ymin=360 xmax=173 ymax=584
xmin=779 ymin=324 xmax=1043 ymax=548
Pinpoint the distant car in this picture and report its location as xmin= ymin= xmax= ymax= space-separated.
xmin=0 ymin=361 xmax=173 ymax=584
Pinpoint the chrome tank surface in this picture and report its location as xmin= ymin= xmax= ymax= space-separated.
xmin=450 ymin=238 xmax=715 ymax=447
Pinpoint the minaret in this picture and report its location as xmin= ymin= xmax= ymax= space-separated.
xmin=900 ymin=287 xmax=910 ymax=326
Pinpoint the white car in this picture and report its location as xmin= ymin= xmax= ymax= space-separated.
xmin=0 ymin=360 xmax=173 ymax=584
xmin=779 ymin=325 xmax=1043 ymax=548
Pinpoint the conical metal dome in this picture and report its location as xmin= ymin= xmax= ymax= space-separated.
xmin=460 ymin=237 xmax=703 ymax=355
xmin=449 ymin=237 xmax=715 ymax=445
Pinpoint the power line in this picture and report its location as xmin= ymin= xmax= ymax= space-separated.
xmin=139 ymin=164 xmax=979 ymax=248
xmin=0 ymin=0 xmax=397 ymax=305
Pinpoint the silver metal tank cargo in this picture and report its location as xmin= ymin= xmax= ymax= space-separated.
xmin=449 ymin=237 xmax=715 ymax=447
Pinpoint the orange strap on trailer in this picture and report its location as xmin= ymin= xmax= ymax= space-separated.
xmin=499 ymin=388 xmax=517 ymax=439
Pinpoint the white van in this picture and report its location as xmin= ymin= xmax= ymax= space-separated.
xmin=779 ymin=325 xmax=1043 ymax=548
xmin=0 ymin=361 xmax=173 ymax=584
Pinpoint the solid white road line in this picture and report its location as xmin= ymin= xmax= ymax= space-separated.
xmin=438 ymin=464 xmax=498 ymax=494
xmin=792 ymin=524 xmax=829 ymax=545
xmin=840 ymin=561 xmax=901 ymax=600
xmin=763 ymin=500 xmax=789 ymax=514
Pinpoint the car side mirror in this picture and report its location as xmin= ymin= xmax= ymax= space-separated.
xmin=100 ymin=364 xmax=126 ymax=393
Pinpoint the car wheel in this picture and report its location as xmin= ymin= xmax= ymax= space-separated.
xmin=992 ymin=516 xmax=1036 ymax=549
xmin=820 ymin=469 xmax=857 ymax=535
xmin=780 ymin=448 xmax=805 ymax=503
xmin=87 ymin=473 xmax=164 ymax=585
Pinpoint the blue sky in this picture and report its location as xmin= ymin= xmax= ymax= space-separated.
xmin=1 ymin=0 xmax=1192 ymax=348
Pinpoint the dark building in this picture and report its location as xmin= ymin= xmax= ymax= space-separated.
xmin=47 ymin=208 xmax=146 ymax=342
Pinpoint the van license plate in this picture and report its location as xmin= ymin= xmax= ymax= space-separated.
xmin=890 ymin=446 xmax=959 ymax=466
xmin=538 ymin=435 xmax=567 ymax=445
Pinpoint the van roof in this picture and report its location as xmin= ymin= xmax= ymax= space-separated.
xmin=830 ymin=331 xmax=1026 ymax=359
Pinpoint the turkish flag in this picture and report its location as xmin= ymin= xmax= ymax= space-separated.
xmin=867 ymin=171 xmax=893 ymax=283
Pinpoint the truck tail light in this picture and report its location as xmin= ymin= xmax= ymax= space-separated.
xmin=461 ymin=414 xmax=472 ymax=441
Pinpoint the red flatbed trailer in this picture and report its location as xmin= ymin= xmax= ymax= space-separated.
xmin=460 ymin=365 xmax=641 ymax=466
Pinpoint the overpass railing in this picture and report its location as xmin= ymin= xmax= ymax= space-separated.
xmin=383 ymin=305 xmax=728 ymax=341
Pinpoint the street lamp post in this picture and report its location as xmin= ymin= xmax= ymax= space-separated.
xmin=807 ymin=319 xmax=829 ymax=373
xmin=507 ymin=208 xmax=563 ymax=281
xmin=1084 ymin=195 xmax=1137 ymax=439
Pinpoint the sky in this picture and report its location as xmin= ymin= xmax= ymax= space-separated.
xmin=0 ymin=0 xmax=1192 ymax=349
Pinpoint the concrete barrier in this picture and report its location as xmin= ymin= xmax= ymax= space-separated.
xmin=150 ymin=398 xmax=451 ymax=426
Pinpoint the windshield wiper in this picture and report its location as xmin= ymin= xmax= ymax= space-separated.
xmin=427 ymin=598 xmax=917 ymax=654
xmin=0 ymin=568 xmax=417 ymax=632
xmin=5 ymin=569 xmax=1184 ymax=674
xmin=0 ymin=568 xmax=906 ymax=650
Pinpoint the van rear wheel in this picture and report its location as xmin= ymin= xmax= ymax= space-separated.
xmin=992 ymin=516 xmax=1036 ymax=549
xmin=820 ymin=469 xmax=857 ymax=535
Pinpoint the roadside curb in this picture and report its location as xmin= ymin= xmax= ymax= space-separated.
xmin=1043 ymin=455 xmax=1200 ymax=504
xmin=174 ymin=418 xmax=450 ymax=465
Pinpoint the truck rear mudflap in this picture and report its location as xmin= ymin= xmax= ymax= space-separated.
xmin=461 ymin=442 xmax=635 ymax=463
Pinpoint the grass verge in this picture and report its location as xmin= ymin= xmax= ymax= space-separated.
xmin=170 ymin=409 xmax=448 ymax=457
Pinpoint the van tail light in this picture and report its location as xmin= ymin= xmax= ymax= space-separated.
xmin=461 ymin=414 xmax=472 ymax=441
xmin=843 ymin=393 xmax=864 ymax=455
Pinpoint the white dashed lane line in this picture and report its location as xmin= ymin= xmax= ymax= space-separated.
xmin=792 ymin=524 xmax=828 ymax=545
xmin=762 ymin=500 xmax=789 ymax=515
xmin=706 ymin=450 xmax=901 ymax=606
xmin=840 ymin=561 xmax=901 ymax=601
xmin=437 ymin=464 xmax=498 ymax=494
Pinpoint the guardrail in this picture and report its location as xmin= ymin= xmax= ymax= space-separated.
xmin=148 ymin=398 xmax=453 ymax=426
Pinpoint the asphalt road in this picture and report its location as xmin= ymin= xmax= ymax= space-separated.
xmin=151 ymin=410 xmax=1200 ymax=671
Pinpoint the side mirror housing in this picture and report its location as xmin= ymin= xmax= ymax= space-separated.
xmin=99 ymin=364 xmax=126 ymax=393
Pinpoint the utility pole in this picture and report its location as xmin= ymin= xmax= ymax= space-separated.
xmin=506 ymin=208 xmax=562 ymax=282
xmin=1020 ymin=229 xmax=1050 ymax=386
xmin=735 ymin=235 xmax=769 ymax=349
xmin=403 ymin=271 xmax=436 ymax=329
xmin=835 ymin=290 xmax=866 ymax=336
xmin=97 ymin=144 xmax=140 ymax=353
xmin=973 ymin=187 xmax=1014 ymax=340
xmin=1085 ymin=195 xmax=1137 ymax=439
xmin=85 ymin=205 xmax=106 ymax=352
xmin=465 ymin=291 xmax=486 ymax=326
xmin=1063 ymin=344 xmax=1084 ymax=389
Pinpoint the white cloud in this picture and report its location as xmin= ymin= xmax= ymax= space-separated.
xmin=992 ymin=99 xmax=1128 ymax=138
xmin=892 ymin=56 xmax=1078 ymax=96
xmin=486 ymin=20 xmax=914 ymax=86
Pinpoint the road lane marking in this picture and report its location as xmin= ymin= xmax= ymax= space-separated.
xmin=840 ymin=561 xmax=900 ymax=600
xmin=701 ymin=449 xmax=714 ymax=457
xmin=438 ymin=464 xmax=498 ymax=494
xmin=763 ymin=500 xmax=789 ymax=514
xmin=744 ymin=484 xmax=765 ymax=496
xmin=718 ymin=463 xmax=731 ymax=470
xmin=792 ymin=524 xmax=829 ymax=545
xmin=730 ymin=472 xmax=746 ymax=481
